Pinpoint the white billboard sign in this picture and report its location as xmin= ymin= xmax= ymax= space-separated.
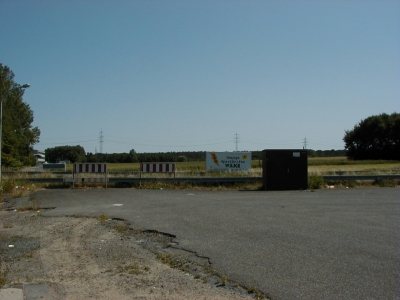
xmin=206 ymin=152 xmax=252 ymax=171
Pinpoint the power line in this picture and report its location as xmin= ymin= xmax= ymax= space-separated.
xmin=36 ymin=139 xmax=98 ymax=146
xmin=105 ymin=138 xmax=232 ymax=148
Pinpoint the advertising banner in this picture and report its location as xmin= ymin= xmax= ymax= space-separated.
xmin=206 ymin=152 xmax=252 ymax=171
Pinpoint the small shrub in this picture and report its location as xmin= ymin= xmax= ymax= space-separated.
xmin=308 ymin=174 xmax=325 ymax=189
xmin=2 ymin=180 xmax=16 ymax=194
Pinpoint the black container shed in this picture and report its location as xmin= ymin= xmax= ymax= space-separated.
xmin=262 ymin=149 xmax=308 ymax=191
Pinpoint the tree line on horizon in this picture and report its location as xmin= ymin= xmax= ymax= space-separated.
xmin=45 ymin=112 xmax=400 ymax=164
xmin=44 ymin=147 xmax=348 ymax=164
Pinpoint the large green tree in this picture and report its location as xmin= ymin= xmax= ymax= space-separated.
xmin=343 ymin=112 xmax=400 ymax=160
xmin=45 ymin=145 xmax=86 ymax=163
xmin=0 ymin=64 xmax=40 ymax=167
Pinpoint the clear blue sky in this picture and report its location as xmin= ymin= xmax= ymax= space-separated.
xmin=1 ymin=0 xmax=399 ymax=154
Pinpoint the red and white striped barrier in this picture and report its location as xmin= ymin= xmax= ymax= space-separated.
xmin=74 ymin=163 xmax=107 ymax=173
xmin=140 ymin=163 xmax=175 ymax=173
xmin=72 ymin=163 xmax=108 ymax=188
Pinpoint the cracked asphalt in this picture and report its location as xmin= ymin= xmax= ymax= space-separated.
xmin=35 ymin=187 xmax=399 ymax=300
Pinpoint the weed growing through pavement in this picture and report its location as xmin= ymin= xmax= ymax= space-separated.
xmin=156 ymin=253 xmax=188 ymax=271
xmin=255 ymin=291 xmax=266 ymax=299
xmin=114 ymin=221 xmax=131 ymax=235
xmin=116 ymin=263 xmax=146 ymax=275
xmin=97 ymin=214 xmax=109 ymax=224
xmin=11 ymin=251 xmax=35 ymax=261
xmin=3 ymin=222 xmax=13 ymax=228
xmin=0 ymin=262 xmax=9 ymax=288
xmin=220 ymin=275 xmax=228 ymax=286
xmin=0 ymin=233 xmax=9 ymax=288
xmin=247 ymin=286 xmax=267 ymax=299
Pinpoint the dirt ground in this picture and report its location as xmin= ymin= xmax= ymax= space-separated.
xmin=0 ymin=198 xmax=258 ymax=300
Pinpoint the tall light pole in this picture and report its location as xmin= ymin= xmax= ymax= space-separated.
xmin=0 ymin=83 xmax=30 ymax=183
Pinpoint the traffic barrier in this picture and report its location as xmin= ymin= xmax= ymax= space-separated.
xmin=71 ymin=163 xmax=108 ymax=188
xmin=140 ymin=163 xmax=176 ymax=188
xmin=140 ymin=163 xmax=175 ymax=173
xmin=74 ymin=163 xmax=107 ymax=173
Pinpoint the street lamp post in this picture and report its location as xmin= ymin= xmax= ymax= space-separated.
xmin=0 ymin=84 xmax=30 ymax=184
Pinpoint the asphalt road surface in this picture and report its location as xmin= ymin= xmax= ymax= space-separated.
xmin=35 ymin=187 xmax=399 ymax=300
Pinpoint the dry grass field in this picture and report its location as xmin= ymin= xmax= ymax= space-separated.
xmin=82 ymin=157 xmax=399 ymax=176
xmin=0 ymin=157 xmax=398 ymax=197
xmin=307 ymin=157 xmax=400 ymax=175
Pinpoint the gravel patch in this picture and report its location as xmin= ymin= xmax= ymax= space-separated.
xmin=0 ymin=201 xmax=260 ymax=299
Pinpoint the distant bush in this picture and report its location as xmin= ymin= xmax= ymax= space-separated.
xmin=308 ymin=174 xmax=325 ymax=189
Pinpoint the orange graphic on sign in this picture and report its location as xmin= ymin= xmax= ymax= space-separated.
xmin=210 ymin=152 xmax=219 ymax=166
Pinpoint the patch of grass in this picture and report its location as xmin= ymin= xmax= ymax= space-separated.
xmin=156 ymin=253 xmax=187 ymax=271
xmin=1 ymin=180 xmax=17 ymax=194
xmin=373 ymin=179 xmax=398 ymax=187
xmin=116 ymin=263 xmax=147 ymax=275
xmin=12 ymin=251 xmax=36 ymax=261
xmin=45 ymin=183 xmax=70 ymax=189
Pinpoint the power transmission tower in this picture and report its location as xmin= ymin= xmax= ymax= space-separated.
xmin=99 ymin=130 xmax=104 ymax=153
xmin=303 ymin=137 xmax=308 ymax=149
xmin=234 ymin=133 xmax=240 ymax=151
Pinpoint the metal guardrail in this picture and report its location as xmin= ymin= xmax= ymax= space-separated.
xmin=4 ymin=175 xmax=400 ymax=183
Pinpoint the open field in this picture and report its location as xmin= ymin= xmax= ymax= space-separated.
xmin=0 ymin=157 xmax=398 ymax=197
xmin=307 ymin=157 xmax=400 ymax=175
xmin=63 ymin=157 xmax=399 ymax=175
